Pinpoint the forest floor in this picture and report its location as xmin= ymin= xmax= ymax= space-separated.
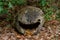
xmin=0 ymin=0 xmax=60 ymax=40
xmin=0 ymin=20 xmax=60 ymax=40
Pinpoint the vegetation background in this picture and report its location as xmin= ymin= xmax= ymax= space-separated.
xmin=0 ymin=0 xmax=60 ymax=21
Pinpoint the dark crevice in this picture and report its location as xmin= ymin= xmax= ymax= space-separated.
xmin=18 ymin=21 xmax=40 ymax=29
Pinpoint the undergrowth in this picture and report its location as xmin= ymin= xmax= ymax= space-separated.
xmin=39 ymin=0 xmax=60 ymax=21
xmin=0 ymin=0 xmax=60 ymax=21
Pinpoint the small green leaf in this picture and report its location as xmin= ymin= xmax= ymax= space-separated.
xmin=39 ymin=0 xmax=47 ymax=7
xmin=8 ymin=2 xmax=13 ymax=8
xmin=0 ymin=2 xmax=4 ymax=6
xmin=0 ymin=7 xmax=3 ymax=13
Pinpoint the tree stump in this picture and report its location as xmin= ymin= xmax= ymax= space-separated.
xmin=15 ymin=6 xmax=44 ymax=35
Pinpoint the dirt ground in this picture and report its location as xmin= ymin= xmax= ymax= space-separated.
xmin=0 ymin=20 xmax=60 ymax=40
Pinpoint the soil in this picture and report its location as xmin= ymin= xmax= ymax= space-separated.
xmin=0 ymin=20 xmax=60 ymax=40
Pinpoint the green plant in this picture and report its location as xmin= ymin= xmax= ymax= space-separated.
xmin=39 ymin=0 xmax=47 ymax=7
xmin=0 ymin=0 xmax=27 ymax=21
xmin=56 ymin=10 xmax=60 ymax=21
xmin=43 ymin=7 xmax=54 ymax=21
xmin=0 ymin=1 xmax=8 ymax=15
xmin=0 ymin=1 xmax=12 ymax=22
xmin=39 ymin=0 xmax=55 ymax=21
xmin=10 ymin=0 xmax=27 ymax=5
